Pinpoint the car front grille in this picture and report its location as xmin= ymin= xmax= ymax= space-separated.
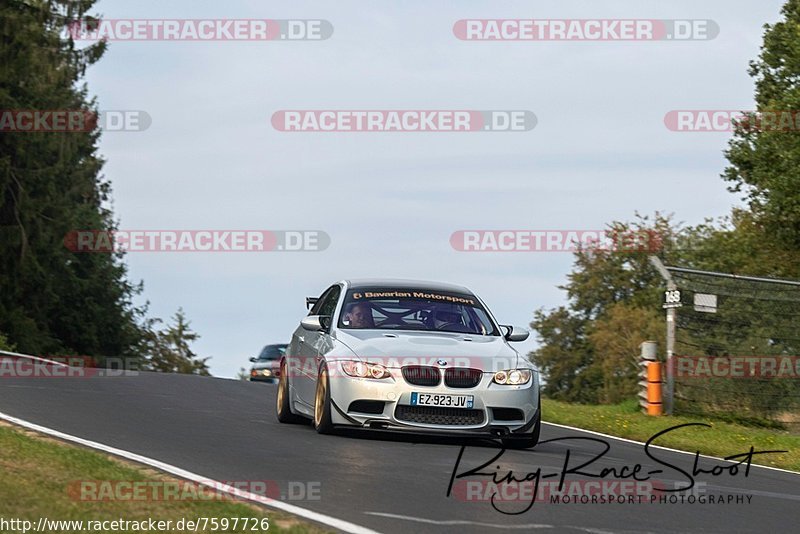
xmin=401 ymin=365 xmax=440 ymax=386
xmin=444 ymin=368 xmax=483 ymax=388
xmin=395 ymin=405 xmax=485 ymax=426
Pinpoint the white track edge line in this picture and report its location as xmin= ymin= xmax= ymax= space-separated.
xmin=0 ymin=350 xmax=68 ymax=367
xmin=541 ymin=421 xmax=800 ymax=476
xmin=0 ymin=411 xmax=381 ymax=534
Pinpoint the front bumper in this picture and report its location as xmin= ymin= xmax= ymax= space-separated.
xmin=327 ymin=365 xmax=539 ymax=436
xmin=250 ymin=376 xmax=278 ymax=383
xmin=250 ymin=369 xmax=278 ymax=383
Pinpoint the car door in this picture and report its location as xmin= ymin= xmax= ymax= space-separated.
xmin=294 ymin=285 xmax=341 ymax=407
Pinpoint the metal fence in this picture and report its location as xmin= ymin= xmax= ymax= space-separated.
xmin=651 ymin=257 xmax=800 ymax=426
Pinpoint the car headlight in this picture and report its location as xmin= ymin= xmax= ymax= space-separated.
xmin=340 ymin=361 xmax=390 ymax=379
xmin=493 ymin=369 xmax=532 ymax=385
xmin=261 ymin=369 xmax=272 ymax=376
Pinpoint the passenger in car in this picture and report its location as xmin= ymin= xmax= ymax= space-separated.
xmin=344 ymin=302 xmax=376 ymax=328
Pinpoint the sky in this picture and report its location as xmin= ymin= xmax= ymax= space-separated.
xmin=82 ymin=0 xmax=787 ymax=377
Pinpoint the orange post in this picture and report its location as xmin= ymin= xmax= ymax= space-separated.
xmin=646 ymin=362 xmax=663 ymax=415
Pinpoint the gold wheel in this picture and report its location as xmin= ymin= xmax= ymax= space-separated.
xmin=276 ymin=367 xmax=286 ymax=413
xmin=314 ymin=368 xmax=327 ymax=427
xmin=276 ymin=360 xmax=303 ymax=424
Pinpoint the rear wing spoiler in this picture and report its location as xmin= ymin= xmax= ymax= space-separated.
xmin=306 ymin=297 xmax=318 ymax=310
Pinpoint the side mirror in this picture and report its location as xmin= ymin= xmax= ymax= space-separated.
xmin=503 ymin=325 xmax=530 ymax=342
xmin=249 ymin=357 xmax=256 ymax=362
xmin=301 ymin=315 xmax=330 ymax=332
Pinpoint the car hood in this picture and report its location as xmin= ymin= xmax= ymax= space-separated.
xmin=334 ymin=330 xmax=521 ymax=371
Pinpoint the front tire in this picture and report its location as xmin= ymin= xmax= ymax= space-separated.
xmin=313 ymin=363 xmax=335 ymax=434
xmin=276 ymin=359 xmax=305 ymax=424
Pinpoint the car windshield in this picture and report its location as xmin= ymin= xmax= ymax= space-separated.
xmin=338 ymin=288 xmax=499 ymax=335
xmin=257 ymin=345 xmax=287 ymax=360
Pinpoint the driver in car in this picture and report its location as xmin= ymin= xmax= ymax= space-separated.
xmin=433 ymin=310 xmax=463 ymax=329
xmin=344 ymin=302 xmax=375 ymax=328
xmin=421 ymin=308 xmax=465 ymax=330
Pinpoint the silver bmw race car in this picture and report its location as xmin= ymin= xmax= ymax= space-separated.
xmin=275 ymin=279 xmax=541 ymax=448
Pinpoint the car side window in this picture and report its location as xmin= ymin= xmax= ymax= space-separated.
xmin=309 ymin=285 xmax=341 ymax=320
xmin=318 ymin=285 xmax=341 ymax=319
xmin=309 ymin=287 xmax=333 ymax=316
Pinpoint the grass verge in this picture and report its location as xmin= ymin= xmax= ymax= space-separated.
xmin=0 ymin=422 xmax=329 ymax=533
xmin=542 ymin=398 xmax=800 ymax=472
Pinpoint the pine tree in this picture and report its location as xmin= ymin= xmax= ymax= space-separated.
xmin=0 ymin=0 xmax=147 ymax=363
xmin=143 ymin=309 xmax=211 ymax=376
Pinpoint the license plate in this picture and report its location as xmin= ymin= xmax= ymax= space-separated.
xmin=410 ymin=392 xmax=474 ymax=408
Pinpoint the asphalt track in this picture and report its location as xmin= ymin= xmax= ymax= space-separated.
xmin=1 ymin=364 xmax=798 ymax=533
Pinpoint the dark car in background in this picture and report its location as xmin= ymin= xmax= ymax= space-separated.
xmin=249 ymin=344 xmax=287 ymax=383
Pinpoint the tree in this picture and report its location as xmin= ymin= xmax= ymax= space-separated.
xmin=723 ymin=0 xmax=800 ymax=277
xmin=529 ymin=306 xmax=598 ymax=402
xmin=588 ymin=302 xmax=663 ymax=404
xmin=532 ymin=1 xmax=800 ymax=406
xmin=143 ymin=309 xmax=211 ymax=376
xmin=0 ymin=332 xmax=15 ymax=352
xmin=0 ymin=0 xmax=147 ymax=363
xmin=562 ymin=214 xmax=677 ymax=320
xmin=530 ymin=213 xmax=696 ymax=404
